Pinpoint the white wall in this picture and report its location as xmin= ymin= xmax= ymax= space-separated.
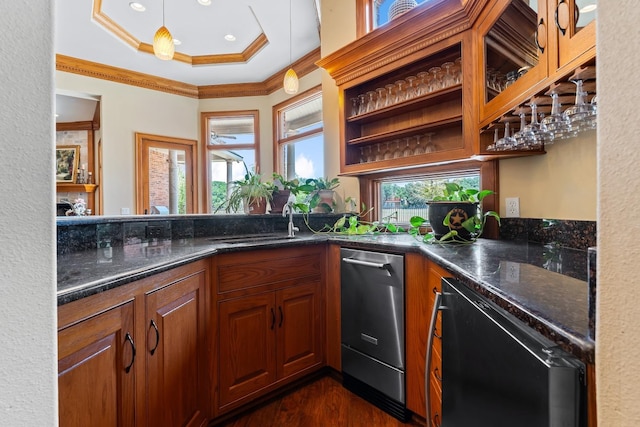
xmin=597 ymin=1 xmax=640 ymax=425
xmin=0 ymin=1 xmax=57 ymax=426
xmin=56 ymin=72 xmax=199 ymax=215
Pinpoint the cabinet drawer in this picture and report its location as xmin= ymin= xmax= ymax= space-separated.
xmin=430 ymin=345 xmax=443 ymax=395
xmin=216 ymin=246 xmax=323 ymax=293
xmin=429 ymin=378 xmax=442 ymax=427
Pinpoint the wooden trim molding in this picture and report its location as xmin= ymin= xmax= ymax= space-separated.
xmin=56 ymin=48 xmax=321 ymax=100
xmin=56 ymin=54 xmax=199 ymax=99
xmin=198 ymin=48 xmax=321 ymax=99
xmin=319 ymin=0 xmax=488 ymax=86
xmin=92 ymin=0 xmax=269 ymax=66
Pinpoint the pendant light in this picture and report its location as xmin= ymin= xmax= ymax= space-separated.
xmin=153 ymin=0 xmax=175 ymax=60
xmin=283 ymin=0 xmax=299 ymax=94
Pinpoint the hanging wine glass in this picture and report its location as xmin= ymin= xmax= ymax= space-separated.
xmin=365 ymin=145 xmax=375 ymax=162
xmin=392 ymin=139 xmax=403 ymax=159
xmin=486 ymin=127 xmax=500 ymax=152
xmin=522 ymin=102 xmax=552 ymax=148
xmin=495 ymin=121 xmax=517 ymax=151
xmin=565 ymin=79 xmax=597 ymax=132
xmin=542 ymin=91 xmax=576 ymax=141
xmin=383 ymin=142 xmax=393 ymax=160
xmin=359 ymin=146 xmax=366 ymax=163
xmin=413 ymin=135 xmax=424 ymax=155
xmin=513 ymin=110 xmax=535 ymax=150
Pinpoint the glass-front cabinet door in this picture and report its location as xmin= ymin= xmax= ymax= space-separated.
xmin=477 ymin=0 xmax=549 ymax=125
xmin=554 ymin=0 xmax=596 ymax=70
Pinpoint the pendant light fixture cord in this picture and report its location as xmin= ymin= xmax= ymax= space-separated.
xmin=289 ymin=0 xmax=292 ymax=67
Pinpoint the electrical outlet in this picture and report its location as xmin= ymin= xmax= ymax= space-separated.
xmin=505 ymin=261 xmax=520 ymax=282
xmin=505 ymin=197 xmax=520 ymax=218
xmin=121 ymin=207 xmax=130 ymax=215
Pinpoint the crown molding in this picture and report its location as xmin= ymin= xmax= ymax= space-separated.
xmin=56 ymin=54 xmax=200 ymax=98
xmin=56 ymin=47 xmax=321 ymax=100
xmin=92 ymin=0 xmax=269 ymax=66
xmin=198 ymin=48 xmax=321 ymax=98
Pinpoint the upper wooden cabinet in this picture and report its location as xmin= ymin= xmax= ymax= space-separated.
xmin=551 ymin=0 xmax=597 ymax=72
xmin=318 ymin=0 xmax=488 ymax=175
xmin=476 ymin=0 xmax=596 ymax=127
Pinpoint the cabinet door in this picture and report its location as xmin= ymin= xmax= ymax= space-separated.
xmin=405 ymin=255 xmax=449 ymax=420
xmin=145 ymin=271 xmax=209 ymax=427
xmin=58 ymin=302 xmax=136 ymax=427
xmin=554 ymin=0 xmax=596 ymax=69
xmin=276 ymin=281 xmax=323 ymax=379
xmin=218 ymin=293 xmax=276 ymax=407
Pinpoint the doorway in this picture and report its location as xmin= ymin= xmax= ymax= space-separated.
xmin=135 ymin=133 xmax=197 ymax=215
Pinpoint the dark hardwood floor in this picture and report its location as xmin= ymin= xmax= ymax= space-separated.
xmin=216 ymin=375 xmax=423 ymax=427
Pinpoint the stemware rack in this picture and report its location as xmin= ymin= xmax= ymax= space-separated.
xmin=478 ymin=63 xmax=597 ymax=156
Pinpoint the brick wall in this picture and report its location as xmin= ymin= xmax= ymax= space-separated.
xmin=149 ymin=148 xmax=169 ymax=210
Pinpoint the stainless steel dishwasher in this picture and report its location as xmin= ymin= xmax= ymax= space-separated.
xmin=340 ymin=248 xmax=409 ymax=421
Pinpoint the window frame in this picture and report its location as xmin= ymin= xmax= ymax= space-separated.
xmin=200 ymin=110 xmax=260 ymax=213
xmin=358 ymin=160 xmax=499 ymax=239
xmin=272 ymin=85 xmax=323 ymax=179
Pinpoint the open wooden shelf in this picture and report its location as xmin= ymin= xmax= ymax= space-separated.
xmin=347 ymin=115 xmax=462 ymax=146
xmin=56 ymin=183 xmax=98 ymax=193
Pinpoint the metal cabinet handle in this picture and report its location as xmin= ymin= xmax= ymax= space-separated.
xmin=535 ymin=18 xmax=547 ymax=53
xmin=124 ymin=332 xmax=136 ymax=374
xmin=149 ymin=319 xmax=160 ymax=356
xmin=270 ymin=308 xmax=276 ymax=330
xmin=434 ymin=367 xmax=443 ymax=382
xmin=425 ymin=291 xmax=442 ymax=424
xmin=433 ymin=413 xmax=441 ymax=427
xmin=342 ymin=258 xmax=389 ymax=270
xmin=433 ymin=326 xmax=442 ymax=339
xmin=555 ymin=0 xmax=577 ymax=36
xmin=279 ymin=306 xmax=284 ymax=328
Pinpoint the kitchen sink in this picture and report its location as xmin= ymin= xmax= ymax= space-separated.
xmin=206 ymin=234 xmax=295 ymax=244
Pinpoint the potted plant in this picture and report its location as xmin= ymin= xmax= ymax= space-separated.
xmin=409 ymin=183 xmax=500 ymax=243
xmin=305 ymin=177 xmax=340 ymax=213
xmin=224 ymin=167 xmax=274 ymax=214
xmin=270 ymin=173 xmax=314 ymax=214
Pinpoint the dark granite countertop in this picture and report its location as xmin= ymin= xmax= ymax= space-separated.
xmin=57 ymin=232 xmax=593 ymax=362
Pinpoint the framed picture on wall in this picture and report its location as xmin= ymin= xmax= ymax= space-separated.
xmin=56 ymin=145 xmax=79 ymax=183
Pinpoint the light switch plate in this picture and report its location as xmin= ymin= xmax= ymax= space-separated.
xmin=505 ymin=197 xmax=520 ymax=218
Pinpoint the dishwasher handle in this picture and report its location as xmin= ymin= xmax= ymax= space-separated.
xmin=342 ymin=257 xmax=391 ymax=270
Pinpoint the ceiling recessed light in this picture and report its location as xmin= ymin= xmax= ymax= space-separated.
xmin=580 ymin=4 xmax=597 ymax=13
xmin=173 ymin=39 xmax=182 ymax=45
xmin=129 ymin=2 xmax=146 ymax=12
xmin=224 ymin=34 xmax=236 ymax=42
xmin=197 ymin=0 xmax=211 ymax=5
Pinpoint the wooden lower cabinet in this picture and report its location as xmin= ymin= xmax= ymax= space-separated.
xmin=405 ymin=254 xmax=449 ymax=424
xmin=214 ymin=246 xmax=325 ymax=415
xmin=145 ymin=269 xmax=209 ymax=427
xmin=58 ymin=301 xmax=136 ymax=427
xmin=57 ymin=260 xmax=210 ymax=427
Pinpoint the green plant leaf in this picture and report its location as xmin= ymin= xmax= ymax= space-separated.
xmin=476 ymin=189 xmax=494 ymax=202
xmin=438 ymin=230 xmax=458 ymax=241
xmin=410 ymin=216 xmax=426 ymax=227
xmin=334 ymin=216 xmax=346 ymax=229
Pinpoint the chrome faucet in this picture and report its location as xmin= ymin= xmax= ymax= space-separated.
xmin=282 ymin=202 xmax=299 ymax=238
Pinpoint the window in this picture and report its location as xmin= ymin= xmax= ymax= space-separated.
xmin=201 ymin=110 xmax=259 ymax=213
xmin=360 ymin=161 xmax=498 ymax=237
xmin=380 ymin=172 xmax=480 ymax=223
xmin=273 ymin=87 xmax=323 ymax=184
xmin=135 ymin=133 xmax=197 ymax=215
xmin=357 ymin=0 xmax=431 ymax=36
